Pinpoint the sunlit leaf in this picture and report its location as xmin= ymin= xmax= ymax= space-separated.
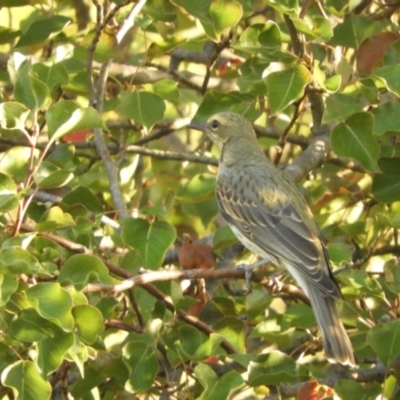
xmin=2 ymin=360 xmax=51 ymax=400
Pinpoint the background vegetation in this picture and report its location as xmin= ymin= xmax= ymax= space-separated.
xmin=0 ymin=0 xmax=400 ymax=398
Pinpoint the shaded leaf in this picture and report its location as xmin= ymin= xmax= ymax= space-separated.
xmin=323 ymin=93 xmax=364 ymax=123
xmin=123 ymin=341 xmax=158 ymax=392
xmin=335 ymin=379 xmax=381 ymax=400
xmin=330 ymin=15 xmax=383 ymax=48
xmin=331 ymin=112 xmax=380 ymax=172
xmin=374 ymin=65 xmax=400 ymax=96
xmin=195 ymin=363 xmax=243 ymax=400
xmin=248 ymin=351 xmax=297 ymax=386
xmin=119 ymin=91 xmax=165 ymax=130
xmin=16 ymin=16 xmax=71 ymax=47
xmin=372 ymin=158 xmax=400 ymax=202
xmin=37 ymin=328 xmax=74 ymax=375
xmin=265 ymin=65 xmax=312 ymax=115
xmin=367 ymin=320 xmax=400 ymax=366
xmin=371 ymin=102 xmax=400 ymax=135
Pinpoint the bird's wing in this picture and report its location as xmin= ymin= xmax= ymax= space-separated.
xmin=216 ymin=172 xmax=340 ymax=297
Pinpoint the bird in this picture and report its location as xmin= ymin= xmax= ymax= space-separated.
xmin=188 ymin=111 xmax=356 ymax=367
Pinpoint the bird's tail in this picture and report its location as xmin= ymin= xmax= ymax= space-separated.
xmin=307 ymin=285 xmax=356 ymax=367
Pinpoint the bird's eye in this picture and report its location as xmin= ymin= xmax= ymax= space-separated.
xmin=211 ymin=120 xmax=220 ymax=130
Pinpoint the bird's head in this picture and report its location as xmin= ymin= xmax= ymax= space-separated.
xmin=188 ymin=112 xmax=256 ymax=150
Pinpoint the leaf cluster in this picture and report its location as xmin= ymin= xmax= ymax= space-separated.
xmin=0 ymin=0 xmax=400 ymax=399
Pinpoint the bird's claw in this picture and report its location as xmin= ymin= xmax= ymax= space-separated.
xmin=264 ymin=271 xmax=285 ymax=294
xmin=236 ymin=258 xmax=271 ymax=295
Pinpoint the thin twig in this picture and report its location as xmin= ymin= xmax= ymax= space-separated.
xmin=274 ymin=96 xmax=305 ymax=165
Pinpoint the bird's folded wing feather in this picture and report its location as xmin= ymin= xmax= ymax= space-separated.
xmin=216 ymin=175 xmax=340 ymax=297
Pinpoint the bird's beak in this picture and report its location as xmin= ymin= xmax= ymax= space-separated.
xmin=187 ymin=120 xmax=207 ymax=132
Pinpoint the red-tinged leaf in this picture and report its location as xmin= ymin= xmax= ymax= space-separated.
xmin=178 ymin=234 xmax=218 ymax=270
xmin=296 ymin=380 xmax=335 ymax=400
xmin=187 ymin=286 xmax=208 ymax=317
xmin=216 ymin=58 xmax=243 ymax=75
xmin=62 ymin=129 xmax=92 ymax=143
xmin=357 ymin=32 xmax=400 ymax=75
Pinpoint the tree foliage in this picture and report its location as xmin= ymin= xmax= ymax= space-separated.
xmin=0 ymin=0 xmax=400 ymax=399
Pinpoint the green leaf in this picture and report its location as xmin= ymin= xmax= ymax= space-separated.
xmin=119 ymin=91 xmax=165 ymax=130
xmin=15 ymin=16 xmax=71 ymax=47
xmin=291 ymin=16 xmax=333 ymax=41
xmin=143 ymin=0 xmax=177 ymax=22
xmin=367 ymin=320 xmax=400 ymax=366
xmin=0 ymin=274 xmax=19 ymax=307
xmin=26 ymin=282 xmax=74 ymax=331
xmin=177 ymin=173 xmax=216 ymax=202
xmin=32 ymin=63 xmax=69 ymax=91
xmin=152 ymin=80 xmax=180 ymax=104
xmin=33 ymin=161 xmax=74 ymax=189
xmin=374 ymin=65 xmax=400 ymax=97
xmin=1 ymin=360 xmax=51 ymax=400
xmin=35 ymin=205 xmax=76 ymax=232
xmin=193 ymin=90 xmax=253 ymax=122
xmin=264 ymin=0 xmax=299 ymax=16
xmin=170 ymin=0 xmax=212 ymax=23
xmin=371 ymin=102 xmax=400 ymax=135
xmin=248 ymin=351 xmax=297 ymax=386
xmin=233 ymin=22 xmax=282 ymax=54
xmin=331 ymin=112 xmax=380 ymax=172
xmin=123 ymin=341 xmax=159 ymax=392
xmin=59 ymin=254 xmax=119 ymax=290
xmin=0 ymin=172 xmax=18 ymax=212
xmin=384 ymin=259 xmax=400 ymax=295
xmin=78 ymin=29 xmax=119 ymax=62
xmin=147 ymin=36 xmax=186 ymax=59
xmin=252 ymin=317 xmax=295 ymax=348
xmin=328 ymin=240 xmax=354 ymax=265
xmin=0 ymin=102 xmax=30 ymax=131
xmin=0 ymin=26 xmax=21 ymax=44
xmin=210 ymin=0 xmax=242 ymax=38
xmin=213 ymin=225 xmax=238 ymax=251
xmin=335 ymin=379 xmax=382 ymax=400
xmin=330 ymin=15 xmax=383 ymax=48
xmin=237 ymin=57 xmax=269 ymax=94
xmin=46 ymin=101 xmax=108 ymax=142
xmin=323 ymin=93 xmax=364 ymax=123
xmin=372 ymin=158 xmax=400 ymax=203
xmin=0 ymin=247 xmax=50 ymax=276
xmin=10 ymin=308 xmax=58 ymax=342
xmin=195 ymin=363 xmax=243 ymax=400
xmin=72 ymin=305 xmax=104 ymax=344
xmin=265 ymin=65 xmax=312 ymax=115
xmin=282 ymin=303 xmax=315 ymax=330
xmin=14 ymin=62 xmax=51 ymax=109
xmin=214 ymin=316 xmax=246 ymax=353
xmin=63 ymin=186 xmax=104 ymax=213
xmin=37 ymin=328 xmax=74 ymax=375
xmin=121 ymin=218 xmax=176 ymax=270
